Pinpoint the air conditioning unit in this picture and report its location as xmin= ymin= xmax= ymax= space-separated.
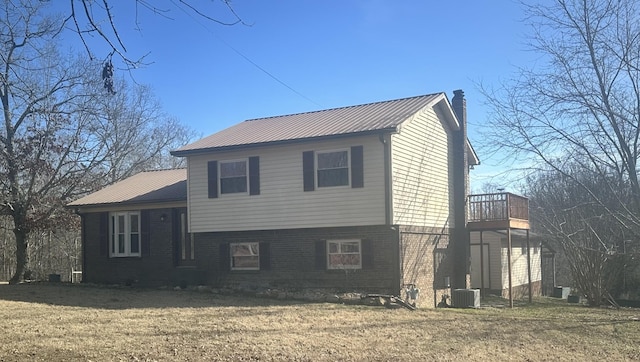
xmin=451 ymin=289 xmax=480 ymax=308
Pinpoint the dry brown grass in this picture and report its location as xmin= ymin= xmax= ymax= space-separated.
xmin=0 ymin=283 xmax=639 ymax=361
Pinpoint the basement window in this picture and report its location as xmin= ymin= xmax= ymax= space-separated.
xmin=327 ymin=239 xmax=361 ymax=269
xmin=230 ymin=242 xmax=259 ymax=270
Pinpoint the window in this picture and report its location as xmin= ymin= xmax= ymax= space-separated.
xmin=230 ymin=242 xmax=259 ymax=270
xmin=303 ymin=146 xmax=363 ymax=191
xmin=220 ymin=160 xmax=248 ymax=194
xmin=208 ymin=157 xmax=260 ymax=198
xmin=317 ymin=150 xmax=349 ymax=187
xmin=327 ymin=239 xmax=361 ymax=269
xmin=110 ymin=211 xmax=140 ymax=257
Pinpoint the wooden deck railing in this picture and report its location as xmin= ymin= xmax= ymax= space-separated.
xmin=468 ymin=193 xmax=529 ymax=222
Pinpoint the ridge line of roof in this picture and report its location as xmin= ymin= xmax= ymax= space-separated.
xmin=243 ymin=92 xmax=444 ymax=123
xmin=136 ymin=168 xmax=186 ymax=174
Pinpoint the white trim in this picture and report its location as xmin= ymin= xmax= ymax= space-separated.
xmin=109 ymin=211 xmax=141 ymax=258
xmin=316 ymin=148 xmax=350 ymax=188
xmin=230 ymin=242 xmax=260 ymax=270
xmin=327 ymin=239 xmax=362 ymax=269
xmin=219 ymin=158 xmax=249 ymax=195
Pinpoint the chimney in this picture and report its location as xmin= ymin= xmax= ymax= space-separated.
xmin=452 ymin=89 xmax=467 ymax=134
xmin=451 ymin=89 xmax=470 ymax=289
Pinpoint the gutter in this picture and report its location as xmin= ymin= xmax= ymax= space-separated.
xmin=67 ymin=199 xmax=188 ymax=214
xmin=171 ymin=128 xmax=399 ymax=157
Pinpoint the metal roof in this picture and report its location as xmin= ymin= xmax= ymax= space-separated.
xmin=172 ymin=93 xmax=446 ymax=156
xmin=67 ymin=169 xmax=187 ymax=207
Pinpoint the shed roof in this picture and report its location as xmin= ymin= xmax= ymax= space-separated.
xmin=172 ymin=93 xmax=451 ymax=156
xmin=67 ymin=169 xmax=187 ymax=208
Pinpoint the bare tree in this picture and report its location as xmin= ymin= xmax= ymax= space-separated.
xmin=482 ymin=0 xmax=640 ymax=304
xmin=0 ymin=1 xmax=193 ymax=283
xmin=527 ymin=162 xmax=633 ymax=305
xmin=86 ymin=78 xmax=194 ymax=186
xmin=63 ymin=0 xmax=246 ymax=79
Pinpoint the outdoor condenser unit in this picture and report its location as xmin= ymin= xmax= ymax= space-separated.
xmin=451 ymin=289 xmax=480 ymax=308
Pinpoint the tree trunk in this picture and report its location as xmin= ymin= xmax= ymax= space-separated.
xmin=9 ymin=228 xmax=28 ymax=284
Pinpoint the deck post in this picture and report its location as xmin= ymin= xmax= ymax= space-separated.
xmin=507 ymin=227 xmax=513 ymax=308
xmin=480 ymin=230 xmax=485 ymax=297
xmin=526 ymin=229 xmax=532 ymax=303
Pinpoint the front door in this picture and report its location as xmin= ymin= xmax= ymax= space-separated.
xmin=175 ymin=208 xmax=195 ymax=266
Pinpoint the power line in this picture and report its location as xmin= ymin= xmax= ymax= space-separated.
xmin=170 ymin=1 xmax=324 ymax=108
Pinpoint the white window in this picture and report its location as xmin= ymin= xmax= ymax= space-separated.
xmin=110 ymin=211 xmax=140 ymax=257
xmin=317 ymin=150 xmax=349 ymax=187
xmin=230 ymin=242 xmax=259 ymax=270
xmin=327 ymin=239 xmax=361 ymax=269
xmin=220 ymin=159 xmax=248 ymax=194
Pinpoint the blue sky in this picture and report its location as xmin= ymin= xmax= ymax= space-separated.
xmin=60 ymin=1 xmax=534 ymax=190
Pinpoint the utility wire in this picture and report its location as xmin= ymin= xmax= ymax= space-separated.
xmin=170 ymin=1 xmax=324 ymax=109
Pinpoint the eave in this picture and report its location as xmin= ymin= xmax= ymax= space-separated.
xmin=171 ymin=127 xmax=399 ymax=157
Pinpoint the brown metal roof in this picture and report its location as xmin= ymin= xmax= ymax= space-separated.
xmin=67 ymin=169 xmax=187 ymax=207
xmin=172 ymin=93 xmax=446 ymax=155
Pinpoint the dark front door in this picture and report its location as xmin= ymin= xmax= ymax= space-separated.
xmin=174 ymin=208 xmax=195 ymax=267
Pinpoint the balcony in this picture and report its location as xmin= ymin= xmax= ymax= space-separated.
xmin=467 ymin=193 xmax=530 ymax=230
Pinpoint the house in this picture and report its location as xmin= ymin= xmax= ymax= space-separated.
xmin=68 ymin=90 xmax=508 ymax=308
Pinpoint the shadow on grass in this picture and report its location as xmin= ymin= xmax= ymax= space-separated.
xmin=0 ymin=282 xmax=307 ymax=310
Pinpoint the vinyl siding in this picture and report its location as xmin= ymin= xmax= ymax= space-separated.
xmin=470 ymin=231 xmax=542 ymax=290
xmin=470 ymin=231 xmax=505 ymax=290
xmin=187 ymin=135 xmax=386 ymax=232
xmin=501 ymin=239 xmax=542 ymax=289
xmin=391 ymin=105 xmax=453 ymax=228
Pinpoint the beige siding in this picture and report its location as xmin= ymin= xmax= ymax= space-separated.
xmin=470 ymin=231 xmax=542 ymax=290
xmin=391 ymin=105 xmax=453 ymax=228
xmin=501 ymin=239 xmax=542 ymax=288
xmin=470 ymin=231 xmax=504 ymax=290
xmin=187 ymin=135 xmax=386 ymax=232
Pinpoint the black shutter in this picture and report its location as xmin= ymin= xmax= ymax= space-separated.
xmin=361 ymin=239 xmax=374 ymax=269
xmin=351 ymin=145 xmax=364 ymax=188
xmin=219 ymin=243 xmax=230 ymax=272
xmin=99 ymin=212 xmax=109 ymax=257
xmin=249 ymin=156 xmax=260 ymax=195
xmin=141 ymin=210 xmax=151 ymax=257
xmin=207 ymin=160 xmax=218 ymax=198
xmin=303 ymin=151 xmax=315 ymax=191
xmin=259 ymin=242 xmax=270 ymax=270
xmin=315 ymin=240 xmax=327 ymax=270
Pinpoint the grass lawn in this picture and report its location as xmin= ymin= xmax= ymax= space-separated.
xmin=0 ymin=283 xmax=638 ymax=361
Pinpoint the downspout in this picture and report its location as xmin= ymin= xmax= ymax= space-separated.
xmin=379 ymin=131 xmax=401 ymax=293
xmin=379 ymin=132 xmax=394 ymax=226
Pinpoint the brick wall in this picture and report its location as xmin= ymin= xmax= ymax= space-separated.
xmin=83 ymin=211 xmax=400 ymax=292
xmin=195 ymin=225 xmax=400 ymax=293
xmin=82 ymin=208 xmax=192 ymax=286
xmin=498 ymin=280 xmax=542 ymax=299
xmin=399 ymin=226 xmax=451 ymax=308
